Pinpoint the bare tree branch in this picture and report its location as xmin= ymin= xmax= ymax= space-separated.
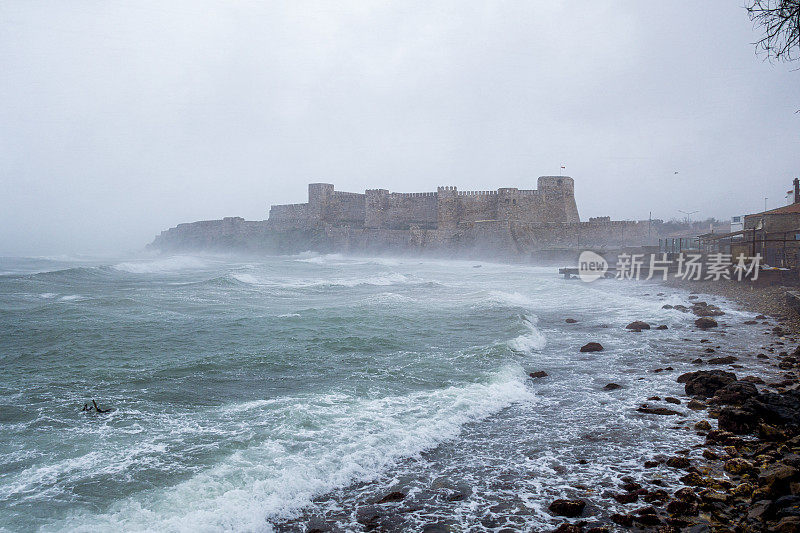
xmin=747 ymin=0 xmax=800 ymax=62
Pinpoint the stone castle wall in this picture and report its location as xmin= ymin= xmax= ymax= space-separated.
xmin=272 ymin=176 xmax=579 ymax=231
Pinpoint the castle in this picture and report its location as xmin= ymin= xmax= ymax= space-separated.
xmin=150 ymin=175 xmax=657 ymax=259
xmin=267 ymin=177 xmax=580 ymax=230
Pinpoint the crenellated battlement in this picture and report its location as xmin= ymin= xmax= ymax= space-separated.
xmin=268 ymin=177 xmax=581 ymax=231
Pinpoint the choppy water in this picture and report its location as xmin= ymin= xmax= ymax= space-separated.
xmin=0 ymin=253 xmax=779 ymax=532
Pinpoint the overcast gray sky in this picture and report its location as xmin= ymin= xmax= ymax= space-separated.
xmin=1 ymin=1 xmax=797 ymax=255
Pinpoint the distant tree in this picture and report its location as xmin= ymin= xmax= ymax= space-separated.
xmin=747 ymin=0 xmax=800 ymax=62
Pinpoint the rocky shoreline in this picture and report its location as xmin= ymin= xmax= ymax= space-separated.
xmin=274 ymin=282 xmax=800 ymax=533
xmin=541 ymin=282 xmax=800 ymax=532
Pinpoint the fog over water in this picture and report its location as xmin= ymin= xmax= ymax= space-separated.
xmin=1 ymin=1 xmax=798 ymax=255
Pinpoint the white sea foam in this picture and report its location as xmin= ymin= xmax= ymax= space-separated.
xmin=53 ymin=366 xmax=532 ymax=533
xmin=508 ymin=314 xmax=547 ymax=352
xmin=39 ymin=293 xmax=57 ymax=299
xmin=368 ymin=292 xmax=415 ymax=304
xmin=59 ymin=295 xmax=85 ymax=302
xmin=113 ymin=256 xmax=208 ymax=274
xmin=230 ymin=273 xmax=260 ymax=285
xmin=485 ymin=290 xmax=537 ymax=309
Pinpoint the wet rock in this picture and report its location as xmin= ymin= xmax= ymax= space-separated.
xmin=648 ymin=396 xmax=661 ymax=401
xmin=565 ymin=318 xmax=578 ymax=323
xmin=644 ymin=460 xmax=660 ymax=468
xmin=637 ymin=406 xmax=681 ymax=416
xmin=643 ymin=489 xmax=670 ymax=503
xmin=688 ymin=399 xmax=708 ymax=410
xmin=773 ymin=516 xmax=800 ymax=533
xmin=759 ymin=423 xmax=787 ymax=441
xmin=626 ymin=321 xmax=651 ymax=330
xmin=610 ymin=513 xmax=634 ymax=527
xmin=665 ymin=397 xmax=681 ymax=405
xmin=760 ymin=465 xmax=800 ymax=496
xmin=742 ymin=375 xmax=766 ymax=384
xmin=745 ymin=390 xmax=800 ymax=426
xmin=723 ymin=457 xmax=754 ymax=475
xmin=674 ymin=487 xmax=698 ymax=501
xmin=421 ymin=523 xmax=451 ymax=533
xmin=580 ymin=342 xmax=604 ymax=353
xmin=744 ymin=320 xmax=758 ymax=325
xmin=677 ymin=370 xmax=737 ymax=398
xmin=666 ymin=456 xmax=691 ymax=468
xmin=666 ymin=499 xmax=699 ymax=516
xmin=613 ymin=492 xmax=638 ymax=504
xmin=662 ymin=304 xmax=674 ymax=309
xmin=702 ymin=449 xmax=720 ymax=460
xmin=529 ymin=371 xmax=548 ymax=378
xmin=306 ymin=516 xmax=332 ymax=533
xmin=708 ymin=355 xmax=737 ymax=364
xmin=717 ymin=407 xmax=759 ymax=434
xmin=694 ymin=420 xmax=711 ymax=430
xmin=376 ymin=491 xmax=405 ymax=504
xmin=710 ymin=381 xmax=759 ymax=405
xmin=731 ymin=482 xmax=753 ymax=498
xmin=634 ymin=514 xmax=661 ymax=526
xmin=695 ymin=317 xmax=718 ymax=329
xmin=679 ymin=472 xmax=706 ymax=486
xmin=603 ymin=383 xmax=622 ymax=391
xmin=548 ymin=499 xmax=586 ymax=517
xmin=551 ymin=524 xmax=583 ymax=533
xmin=356 ymin=505 xmax=382 ymax=526
xmin=656 ymin=325 xmax=669 ymax=330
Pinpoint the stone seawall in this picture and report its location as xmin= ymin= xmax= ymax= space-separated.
xmin=149 ymin=216 xmax=657 ymax=260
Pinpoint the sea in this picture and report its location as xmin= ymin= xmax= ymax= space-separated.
xmin=0 ymin=253 xmax=779 ymax=532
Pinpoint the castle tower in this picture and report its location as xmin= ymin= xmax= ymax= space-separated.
xmin=537 ymin=176 xmax=580 ymax=223
xmin=308 ymin=183 xmax=334 ymax=222
xmin=437 ymin=186 xmax=458 ymax=230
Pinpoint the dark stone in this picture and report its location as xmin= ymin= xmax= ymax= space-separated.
xmin=744 ymin=390 xmax=800 ymax=426
xmin=644 ymin=460 xmax=660 ymax=468
xmin=637 ymin=406 xmax=681 ymax=415
xmin=656 ymin=325 xmax=669 ymax=330
xmin=666 ymin=456 xmax=691 ymax=468
xmin=603 ymin=383 xmax=622 ymax=390
xmin=356 ymin=505 xmax=381 ymax=526
xmin=376 ymin=491 xmax=405 ymax=504
xmin=548 ymin=499 xmax=586 ymax=517
xmin=565 ymin=318 xmax=578 ymax=323
xmin=674 ymin=487 xmax=697 ymax=501
xmin=666 ymin=499 xmax=699 ymax=516
xmin=530 ymin=371 xmax=548 ymax=378
xmin=610 ymin=513 xmax=634 ymax=527
xmin=695 ymin=317 xmax=718 ymax=329
xmin=626 ymin=321 xmax=651 ymax=330
xmin=710 ymin=381 xmax=759 ymax=405
xmin=613 ymin=492 xmax=638 ymax=504
xmin=717 ymin=407 xmax=759 ymax=434
xmin=580 ymin=342 xmax=604 ymax=352
xmin=552 ymin=524 xmax=583 ymax=533
xmin=708 ymin=355 xmax=737 ymax=365
xmin=677 ymin=370 xmax=737 ymax=398
xmin=665 ymin=397 xmax=681 ymax=405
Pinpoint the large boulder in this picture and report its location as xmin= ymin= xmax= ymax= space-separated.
xmin=677 ymin=370 xmax=737 ymax=398
xmin=744 ymin=390 xmax=800 ymax=427
xmin=580 ymin=342 xmax=604 ymax=352
xmin=626 ymin=321 xmax=651 ymax=330
xmin=695 ymin=317 xmax=718 ymax=329
xmin=709 ymin=381 xmax=759 ymax=405
xmin=548 ymin=499 xmax=586 ymax=517
xmin=717 ymin=407 xmax=759 ymax=434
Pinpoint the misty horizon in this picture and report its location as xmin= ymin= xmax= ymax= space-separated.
xmin=1 ymin=1 xmax=798 ymax=256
